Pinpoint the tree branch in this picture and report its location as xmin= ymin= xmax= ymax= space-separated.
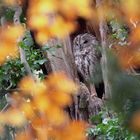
xmin=14 ymin=6 xmax=35 ymax=80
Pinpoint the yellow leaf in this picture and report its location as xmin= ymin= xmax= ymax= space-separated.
xmin=46 ymin=72 xmax=78 ymax=94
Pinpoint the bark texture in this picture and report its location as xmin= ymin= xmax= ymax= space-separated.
xmin=20 ymin=0 xmax=106 ymax=122
xmin=96 ymin=0 xmax=112 ymax=99
xmin=44 ymin=21 xmax=104 ymax=121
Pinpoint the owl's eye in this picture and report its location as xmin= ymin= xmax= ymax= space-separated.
xmin=76 ymin=42 xmax=79 ymax=46
xmin=83 ymin=40 xmax=88 ymax=44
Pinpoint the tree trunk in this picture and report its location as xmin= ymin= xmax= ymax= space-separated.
xmin=96 ymin=0 xmax=112 ymax=99
xmin=40 ymin=4 xmax=105 ymax=121
xmin=45 ymin=36 xmax=78 ymax=119
xmin=45 ymin=35 xmax=103 ymax=122
xmin=27 ymin=3 xmax=105 ymax=122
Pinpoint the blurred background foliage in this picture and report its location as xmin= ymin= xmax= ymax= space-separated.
xmin=0 ymin=31 xmax=46 ymax=90
xmin=1 ymin=0 xmax=140 ymax=139
xmin=87 ymin=110 xmax=140 ymax=140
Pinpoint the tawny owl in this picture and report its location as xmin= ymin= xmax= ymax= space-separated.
xmin=73 ymin=33 xmax=104 ymax=98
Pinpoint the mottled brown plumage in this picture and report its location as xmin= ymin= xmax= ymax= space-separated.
xmin=73 ymin=33 xmax=104 ymax=98
xmin=73 ymin=33 xmax=100 ymax=81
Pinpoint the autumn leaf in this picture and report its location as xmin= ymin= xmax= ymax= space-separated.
xmin=46 ymin=72 xmax=78 ymax=94
xmin=130 ymin=111 xmax=140 ymax=133
xmin=0 ymin=25 xmax=24 ymax=64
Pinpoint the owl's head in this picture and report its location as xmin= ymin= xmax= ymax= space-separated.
xmin=73 ymin=33 xmax=98 ymax=51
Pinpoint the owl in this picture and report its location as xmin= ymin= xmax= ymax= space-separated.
xmin=73 ymin=33 xmax=104 ymax=98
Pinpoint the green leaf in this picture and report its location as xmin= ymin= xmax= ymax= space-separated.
xmin=42 ymin=45 xmax=51 ymax=51
xmin=34 ymin=59 xmax=47 ymax=65
xmin=56 ymin=45 xmax=62 ymax=48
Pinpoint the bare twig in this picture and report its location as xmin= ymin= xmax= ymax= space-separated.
xmin=14 ymin=6 xmax=35 ymax=80
xmin=0 ymin=88 xmax=21 ymax=98
xmin=0 ymin=16 xmax=6 ymax=28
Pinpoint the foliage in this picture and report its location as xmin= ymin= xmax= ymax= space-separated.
xmin=0 ymin=1 xmax=92 ymax=139
xmin=87 ymin=110 xmax=139 ymax=140
xmin=106 ymin=50 xmax=140 ymax=134
xmin=1 ymin=0 xmax=140 ymax=140
xmin=109 ymin=19 xmax=128 ymax=43
xmin=0 ymin=31 xmax=45 ymax=90
xmin=19 ymin=31 xmax=47 ymax=71
xmin=27 ymin=0 xmax=92 ymax=44
xmin=0 ymin=73 xmax=86 ymax=140
xmin=0 ymin=58 xmax=25 ymax=89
